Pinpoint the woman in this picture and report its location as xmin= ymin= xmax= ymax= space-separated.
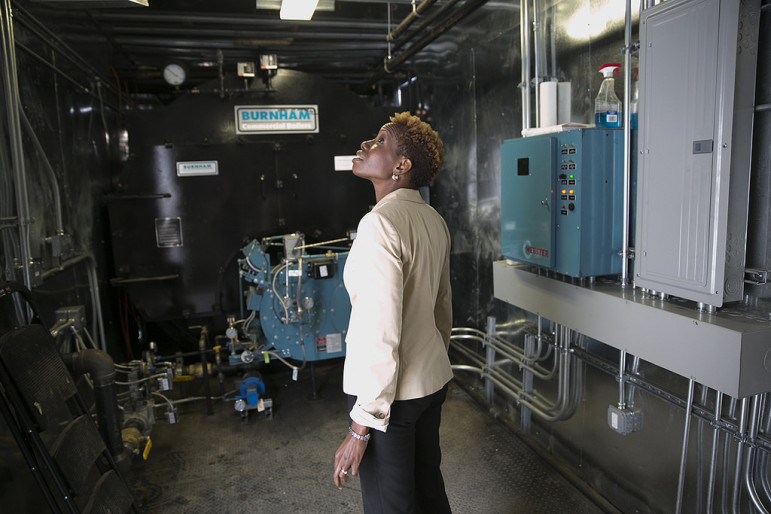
xmin=332 ymin=112 xmax=453 ymax=514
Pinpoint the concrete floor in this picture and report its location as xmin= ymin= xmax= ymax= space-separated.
xmin=125 ymin=359 xmax=612 ymax=514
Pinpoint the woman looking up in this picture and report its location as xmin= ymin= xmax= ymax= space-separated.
xmin=333 ymin=111 xmax=453 ymax=514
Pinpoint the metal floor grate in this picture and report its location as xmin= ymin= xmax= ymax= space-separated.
xmin=127 ymin=360 xmax=609 ymax=513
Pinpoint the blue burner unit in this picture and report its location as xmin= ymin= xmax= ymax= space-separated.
xmin=500 ymin=128 xmax=625 ymax=278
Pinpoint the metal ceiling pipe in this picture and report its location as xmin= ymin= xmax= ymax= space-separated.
xmin=387 ymin=0 xmax=439 ymax=42
xmin=366 ymin=0 xmax=490 ymax=87
xmin=389 ymin=0 xmax=464 ymax=54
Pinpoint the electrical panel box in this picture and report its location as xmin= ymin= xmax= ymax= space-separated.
xmin=634 ymin=0 xmax=759 ymax=307
xmin=501 ymin=128 xmax=625 ymax=278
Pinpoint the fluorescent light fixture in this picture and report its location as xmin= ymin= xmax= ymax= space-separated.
xmin=280 ymin=0 xmax=320 ymax=20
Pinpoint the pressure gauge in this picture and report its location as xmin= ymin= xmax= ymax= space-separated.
xmin=225 ymin=327 xmax=238 ymax=339
xmin=162 ymin=63 xmax=187 ymax=86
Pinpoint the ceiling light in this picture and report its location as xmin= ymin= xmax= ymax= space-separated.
xmin=280 ymin=0 xmax=319 ymax=20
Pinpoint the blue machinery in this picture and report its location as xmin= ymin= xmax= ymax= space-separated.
xmin=500 ymin=128 xmax=626 ymax=278
xmin=228 ymin=232 xmax=351 ymax=417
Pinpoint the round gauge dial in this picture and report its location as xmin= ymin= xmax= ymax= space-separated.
xmin=163 ymin=63 xmax=187 ymax=86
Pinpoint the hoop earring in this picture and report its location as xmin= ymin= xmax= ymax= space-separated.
xmin=392 ymin=174 xmax=399 ymax=181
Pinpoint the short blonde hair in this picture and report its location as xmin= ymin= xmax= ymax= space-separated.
xmin=389 ymin=112 xmax=444 ymax=188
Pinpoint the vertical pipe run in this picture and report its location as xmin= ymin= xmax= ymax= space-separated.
xmin=732 ymin=397 xmax=750 ymax=514
xmin=521 ymin=333 xmax=534 ymax=433
xmin=485 ymin=316 xmax=496 ymax=404
xmin=618 ymin=350 xmax=627 ymax=410
xmin=1 ymin=0 xmax=33 ymax=290
xmin=744 ymin=394 xmax=769 ymax=514
xmin=532 ymin=0 xmax=541 ymax=128
xmin=706 ymin=391 xmax=723 ymax=513
xmin=621 ymin=0 xmax=632 ymax=284
xmin=520 ymin=0 xmax=531 ymax=131
xmin=676 ymin=378 xmax=695 ymax=514
xmin=199 ymin=328 xmax=214 ymax=416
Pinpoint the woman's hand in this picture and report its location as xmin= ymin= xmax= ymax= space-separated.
xmin=333 ymin=422 xmax=370 ymax=489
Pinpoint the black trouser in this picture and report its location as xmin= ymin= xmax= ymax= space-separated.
xmin=349 ymin=384 xmax=452 ymax=514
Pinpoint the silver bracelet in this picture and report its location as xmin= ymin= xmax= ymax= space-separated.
xmin=348 ymin=426 xmax=370 ymax=442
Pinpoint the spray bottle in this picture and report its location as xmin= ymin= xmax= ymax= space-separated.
xmin=595 ymin=63 xmax=622 ymax=128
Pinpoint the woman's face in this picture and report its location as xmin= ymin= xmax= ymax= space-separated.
xmin=352 ymin=123 xmax=404 ymax=181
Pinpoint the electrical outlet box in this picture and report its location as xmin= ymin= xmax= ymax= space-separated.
xmin=608 ymin=405 xmax=642 ymax=435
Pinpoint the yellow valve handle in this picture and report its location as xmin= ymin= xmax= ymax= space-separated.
xmin=142 ymin=437 xmax=152 ymax=460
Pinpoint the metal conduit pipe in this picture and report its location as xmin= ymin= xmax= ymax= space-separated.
xmin=387 ymin=0 xmax=439 ymax=42
xmin=12 ymin=3 xmax=120 ymax=98
xmin=370 ymin=0 xmax=490 ymax=82
xmin=15 ymin=40 xmax=94 ymax=98
xmin=744 ymin=394 xmax=770 ymax=513
xmin=452 ymin=329 xmax=577 ymax=422
xmin=19 ymin=107 xmax=64 ymax=235
xmin=625 ymin=354 xmax=640 ymax=407
xmin=520 ymin=0 xmax=531 ymax=130
xmin=618 ymin=349 xmax=627 ymax=410
xmin=86 ymin=257 xmax=107 ymax=352
xmin=707 ymin=391 xmax=724 ymax=513
xmin=723 ymin=397 xmax=738 ymax=514
xmin=532 ymin=0 xmax=542 ymax=128
xmin=451 ymin=331 xmax=557 ymax=380
xmin=759 ymin=396 xmax=771 ymax=506
xmin=675 ymin=377 xmax=695 ymax=514
xmin=732 ymin=397 xmax=750 ymax=514
xmin=1 ymin=0 xmax=32 ymax=291
xmin=452 ymin=327 xmax=550 ymax=367
xmin=621 ymin=0 xmax=633 ymax=284
xmin=388 ymin=0 xmax=463 ymax=53
xmin=696 ymin=384 xmax=710 ymax=513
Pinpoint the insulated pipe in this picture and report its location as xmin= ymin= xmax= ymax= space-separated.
xmin=520 ymin=0 xmax=532 ymax=130
xmin=707 ymin=391 xmax=723 ymax=513
xmin=1 ymin=0 xmax=32 ymax=291
xmin=388 ymin=0 xmax=463 ymax=54
xmin=621 ymin=0 xmax=633 ymax=284
xmin=675 ymin=378 xmax=695 ymax=514
xmin=62 ymin=349 xmax=123 ymax=460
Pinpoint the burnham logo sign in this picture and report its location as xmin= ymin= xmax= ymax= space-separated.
xmin=235 ymin=105 xmax=319 ymax=134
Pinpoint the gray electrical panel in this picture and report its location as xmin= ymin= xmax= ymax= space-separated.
xmin=634 ymin=0 xmax=760 ymax=307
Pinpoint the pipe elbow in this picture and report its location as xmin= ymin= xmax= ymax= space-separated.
xmin=64 ymin=348 xmax=116 ymax=387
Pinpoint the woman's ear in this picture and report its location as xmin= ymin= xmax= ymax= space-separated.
xmin=396 ymin=158 xmax=413 ymax=173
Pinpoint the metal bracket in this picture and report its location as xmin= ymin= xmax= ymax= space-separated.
xmin=744 ymin=268 xmax=770 ymax=285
